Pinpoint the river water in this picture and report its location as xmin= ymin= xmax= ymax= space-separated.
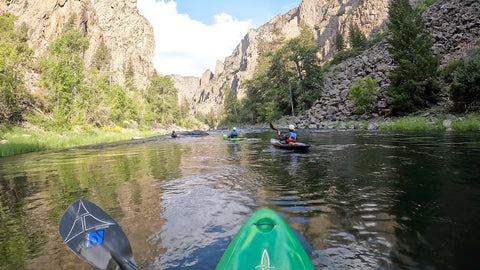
xmin=1 ymin=130 xmax=479 ymax=269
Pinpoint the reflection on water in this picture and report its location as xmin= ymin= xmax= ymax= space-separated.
xmin=1 ymin=131 xmax=480 ymax=269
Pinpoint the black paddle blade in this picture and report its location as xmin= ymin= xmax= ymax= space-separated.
xmin=59 ymin=199 xmax=138 ymax=270
xmin=269 ymin=123 xmax=277 ymax=131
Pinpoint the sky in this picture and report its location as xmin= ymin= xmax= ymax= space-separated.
xmin=137 ymin=0 xmax=302 ymax=76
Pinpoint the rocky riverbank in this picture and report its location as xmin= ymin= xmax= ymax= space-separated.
xmin=275 ymin=111 xmax=480 ymax=131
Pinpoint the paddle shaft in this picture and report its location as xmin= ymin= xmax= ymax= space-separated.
xmin=112 ymin=251 xmax=139 ymax=270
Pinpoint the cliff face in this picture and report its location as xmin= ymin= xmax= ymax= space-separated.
xmin=423 ymin=0 xmax=480 ymax=65
xmin=170 ymin=74 xmax=200 ymax=107
xmin=299 ymin=0 xmax=480 ymax=128
xmin=176 ymin=0 xmax=479 ymax=123
xmin=174 ymin=0 xmax=390 ymax=116
xmin=0 ymin=0 xmax=155 ymax=89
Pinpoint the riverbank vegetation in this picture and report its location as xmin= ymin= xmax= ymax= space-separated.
xmin=0 ymin=125 xmax=162 ymax=157
xmin=379 ymin=113 xmax=480 ymax=131
xmin=1 ymin=13 xmax=202 ymax=156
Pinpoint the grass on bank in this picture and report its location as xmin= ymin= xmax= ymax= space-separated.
xmin=379 ymin=113 xmax=480 ymax=131
xmin=451 ymin=114 xmax=480 ymax=131
xmin=379 ymin=116 xmax=442 ymax=131
xmin=0 ymin=126 xmax=164 ymax=157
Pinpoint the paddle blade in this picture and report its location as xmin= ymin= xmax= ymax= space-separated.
xmin=59 ymin=199 xmax=137 ymax=270
xmin=269 ymin=123 xmax=277 ymax=131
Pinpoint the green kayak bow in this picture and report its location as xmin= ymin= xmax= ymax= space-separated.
xmin=216 ymin=208 xmax=315 ymax=270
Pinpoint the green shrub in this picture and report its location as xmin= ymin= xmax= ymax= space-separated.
xmin=441 ymin=59 xmax=463 ymax=83
xmin=349 ymin=76 xmax=379 ymax=113
xmin=449 ymin=47 xmax=480 ymax=112
xmin=330 ymin=47 xmax=363 ymax=65
xmin=0 ymin=13 xmax=33 ymax=124
xmin=415 ymin=0 xmax=438 ymax=12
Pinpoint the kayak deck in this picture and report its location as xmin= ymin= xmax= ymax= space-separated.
xmin=216 ymin=208 xmax=315 ymax=270
xmin=270 ymin=138 xmax=310 ymax=150
xmin=223 ymin=134 xmax=245 ymax=141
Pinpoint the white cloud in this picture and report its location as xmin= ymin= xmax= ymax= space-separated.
xmin=137 ymin=0 xmax=252 ymax=76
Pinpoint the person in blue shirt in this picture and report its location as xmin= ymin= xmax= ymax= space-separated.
xmin=278 ymin=124 xmax=297 ymax=143
xmin=228 ymin=127 xmax=238 ymax=138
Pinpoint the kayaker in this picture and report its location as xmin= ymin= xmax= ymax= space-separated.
xmin=171 ymin=130 xmax=178 ymax=138
xmin=228 ymin=127 xmax=238 ymax=138
xmin=278 ymin=124 xmax=297 ymax=143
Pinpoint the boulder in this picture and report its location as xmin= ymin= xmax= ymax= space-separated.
xmin=443 ymin=119 xmax=453 ymax=128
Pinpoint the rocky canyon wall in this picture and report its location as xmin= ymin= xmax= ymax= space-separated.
xmin=0 ymin=0 xmax=155 ymax=90
xmin=298 ymin=0 xmax=480 ymax=128
xmin=175 ymin=0 xmax=479 ymax=125
xmin=174 ymin=0 xmax=390 ymax=116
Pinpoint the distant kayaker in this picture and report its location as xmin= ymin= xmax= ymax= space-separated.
xmin=278 ymin=124 xmax=297 ymax=143
xmin=228 ymin=127 xmax=238 ymax=138
xmin=171 ymin=130 xmax=178 ymax=138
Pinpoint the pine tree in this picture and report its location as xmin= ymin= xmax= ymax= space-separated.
xmin=334 ymin=33 xmax=344 ymax=52
xmin=386 ymin=0 xmax=440 ymax=114
xmin=348 ymin=22 xmax=366 ymax=49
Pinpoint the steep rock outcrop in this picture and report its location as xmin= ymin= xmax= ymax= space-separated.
xmin=174 ymin=0 xmax=390 ymax=116
xmin=170 ymin=74 xmax=200 ymax=107
xmin=423 ymin=0 xmax=480 ymax=65
xmin=301 ymin=40 xmax=393 ymax=128
xmin=0 ymin=0 xmax=155 ymax=90
xmin=297 ymin=0 xmax=480 ymax=128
